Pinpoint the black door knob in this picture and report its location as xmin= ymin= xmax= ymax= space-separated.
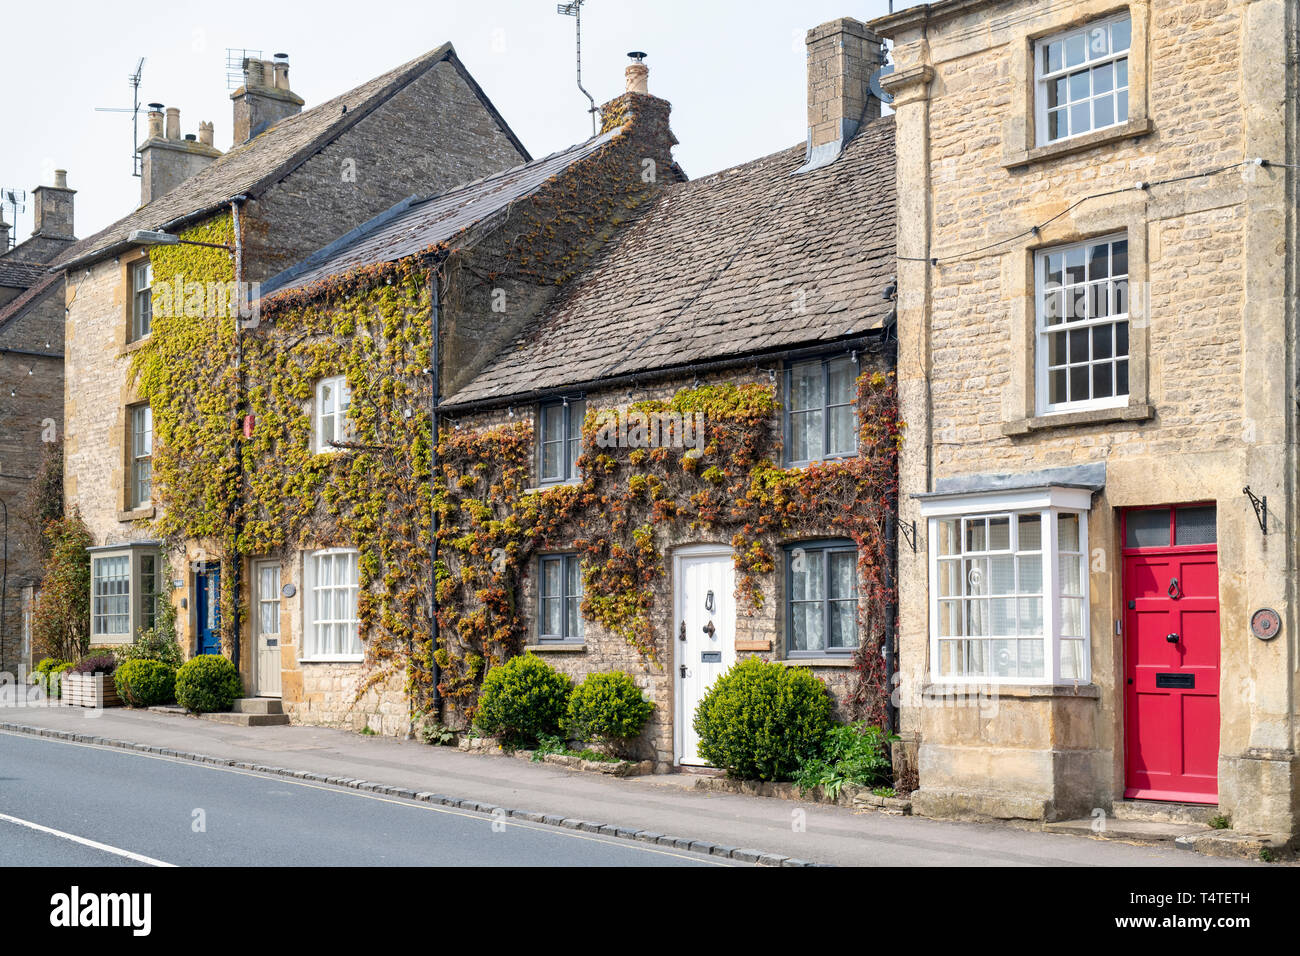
xmin=1166 ymin=632 xmax=1180 ymax=644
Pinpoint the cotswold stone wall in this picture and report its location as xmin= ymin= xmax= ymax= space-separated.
xmin=884 ymin=0 xmax=1296 ymax=831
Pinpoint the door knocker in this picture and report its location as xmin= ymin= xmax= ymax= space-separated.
xmin=1167 ymin=577 xmax=1182 ymax=600
xmin=705 ymin=590 xmax=715 ymax=614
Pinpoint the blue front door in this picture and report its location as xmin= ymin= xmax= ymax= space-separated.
xmin=196 ymin=565 xmax=221 ymax=656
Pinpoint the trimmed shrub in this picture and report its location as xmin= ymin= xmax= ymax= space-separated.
xmin=115 ymin=659 xmax=178 ymax=707
xmin=692 ymin=657 xmax=833 ymax=781
xmin=68 ymin=653 xmax=119 ymax=677
xmin=174 ymin=655 xmax=243 ymax=714
xmin=565 ymin=672 xmax=654 ymax=755
xmin=474 ymin=654 xmax=572 ymax=747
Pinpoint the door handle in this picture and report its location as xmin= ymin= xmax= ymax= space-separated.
xmin=1166 ymin=632 xmax=1180 ymax=644
xmin=679 ymin=620 xmax=686 ymax=642
xmin=702 ymin=620 xmax=716 ymax=639
xmin=679 ymin=664 xmax=690 ymax=678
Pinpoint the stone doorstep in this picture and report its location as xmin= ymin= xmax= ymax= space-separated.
xmin=1043 ymin=818 xmax=1294 ymax=861
xmin=144 ymin=701 xmax=290 ymax=727
xmin=0 ymin=720 xmax=810 ymax=867
xmin=1110 ymin=799 xmax=1219 ymax=826
xmin=692 ymin=775 xmax=913 ymax=814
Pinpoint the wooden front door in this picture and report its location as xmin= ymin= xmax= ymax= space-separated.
xmin=1122 ymin=505 xmax=1220 ymax=803
xmin=253 ymin=561 xmax=282 ymax=698
xmin=195 ymin=564 xmax=222 ymax=657
xmin=674 ymin=547 xmax=736 ymax=766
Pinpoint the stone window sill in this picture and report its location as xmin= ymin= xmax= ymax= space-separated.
xmin=117 ymin=506 xmax=156 ymax=523
xmin=1003 ymin=118 xmax=1154 ymax=169
xmin=1002 ymin=403 xmax=1153 ymax=437
xmin=922 ymin=682 xmax=1100 ymax=700
xmin=120 ymin=336 xmax=151 ymax=356
xmin=784 ymin=657 xmax=856 ymax=668
xmin=524 ymin=643 xmax=586 ymax=653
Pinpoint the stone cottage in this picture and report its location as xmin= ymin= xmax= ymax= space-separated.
xmin=202 ymin=29 xmax=900 ymax=765
xmin=52 ymin=45 xmax=530 ymax=682
xmin=874 ymin=0 xmax=1299 ymax=840
xmin=0 ymin=171 xmax=78 ymax=673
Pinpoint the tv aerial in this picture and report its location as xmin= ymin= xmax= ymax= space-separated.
xmin=93 ymin=57 xmax=146 ymax=177
xmin=0 ymin=189 xmax=25 ymax=249
xmin=556 ymin=0 xmax=598 ymax=136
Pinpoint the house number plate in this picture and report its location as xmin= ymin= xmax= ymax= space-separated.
xmin=1250 ymin=608 xmax=1281 ymax=641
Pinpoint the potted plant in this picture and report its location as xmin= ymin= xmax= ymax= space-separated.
xmin=62 ymin=653 xmax=122 ymax=708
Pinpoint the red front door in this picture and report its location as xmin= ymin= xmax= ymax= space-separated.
xmin=1123 ymin=505 xmax=1220 ymax=803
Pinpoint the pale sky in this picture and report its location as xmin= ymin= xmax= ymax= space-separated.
xmin=1 ymin=0 xmax=904 ymax=242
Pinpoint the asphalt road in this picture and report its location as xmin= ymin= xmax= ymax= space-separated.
xmin=0 ymin=732 xmax=729 ymax=867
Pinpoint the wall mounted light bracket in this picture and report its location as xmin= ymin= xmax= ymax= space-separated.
xmin=1244 ymin=486 xmax=1267 ymax=536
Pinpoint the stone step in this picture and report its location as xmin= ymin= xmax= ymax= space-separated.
xmin=198 ymin=710 xmax=290 ymax=727
xmin=1111 ymin=799 xmax=1218 ymax=825
xmin=232 ymin=698 xmax=284 ymax=715
xmin=1044 ymin=817 xmax=1211 ymax=846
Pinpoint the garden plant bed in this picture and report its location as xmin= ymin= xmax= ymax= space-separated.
xmin=457 ymin=735 xmax=654 ymax=777
xmin=691 ymin=775 xmax=912 ymax=814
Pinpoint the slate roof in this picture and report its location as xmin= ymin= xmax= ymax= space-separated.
xmin=444 ymin=114 xmax=896 ymax=406
xmin=0 ymin=258 xmax=48 ymax=289
xmin=54 ymin=44 xmax=528 ymax=272
xmin=263 ymin=128 xmax=623 ymax=297
xmin=0 ymin=272 xmax=61 ymax=332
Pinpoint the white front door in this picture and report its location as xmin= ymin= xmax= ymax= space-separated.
xmin=253 ymin=561 xmax=282 ymax=698
xmin=675 ymin=547 xmax=736 ymax=766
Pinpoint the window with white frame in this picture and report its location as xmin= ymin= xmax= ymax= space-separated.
xmin=130 ymin=404 xmax=153 ymax=509
xmin=538 ymin=553 xmax=583 ymax=642
xmin=89 ymin=546 xmax=162 ymax=642
xmin=130 ymin=259 xmax=153 ymax=342
xmin=538 ymin=399 xmax=585 ymax=485
xmin=314 ymin=376 xmax=352 ymax=453
xmin=1036 ymin=234 xmax=1129 ymax=413
xmin=785 ymin=355 xmax=858 ymax=466
xmin=925 ymin=489 xmax=1091 ymax=684
xmin=1035 ymin=13 xmax=1132 ymax=145
xmin=304 ymin=549 xmax=361 ymax=660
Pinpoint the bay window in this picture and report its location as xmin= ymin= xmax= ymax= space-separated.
xmin=923 ymin=486 xmax=1091 ymax=684
xmin=89 ymin=544 xmax=162 ymax=643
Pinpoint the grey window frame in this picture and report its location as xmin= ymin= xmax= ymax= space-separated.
xmin=783 ymin=355 xmax=859 ymax=467
xmin=537 ymin=399 xmax=585 ymax=486
xmin=785 ymin=539 xmax=859 ymax=658
xmin=130 ymin=259 xmax=153 ymax=342
xmin=537 ymin=553 xmax=583 ymax=643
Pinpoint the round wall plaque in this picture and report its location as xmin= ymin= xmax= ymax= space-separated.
xmin=281 ymin=582 xmax=297 ymax=598
xmin=1250 ymin=607 xmax=1281 ymax=641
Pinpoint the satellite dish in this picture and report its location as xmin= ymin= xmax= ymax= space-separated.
xmin=869 ymin=63 xmax=895 ymax=106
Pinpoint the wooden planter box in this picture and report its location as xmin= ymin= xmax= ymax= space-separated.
xmin=62 ymin=672 xmax=121 ymax=709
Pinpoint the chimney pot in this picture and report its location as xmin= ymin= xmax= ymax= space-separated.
xmin=165 ymin=106 xmax=181 ymax=140
xmin=198 ymin=121 xmax=215 ymax=147
xmin=625 ymin=51 xmax=649 ymax=94
xmin=54 ymin=169 xmax=67 ymax=189
xmin=147 ymin=104 xmax=164 ymax=140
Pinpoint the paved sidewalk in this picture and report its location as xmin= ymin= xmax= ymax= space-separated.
xmin=0 ymin=703 xmax=1254 ymax=867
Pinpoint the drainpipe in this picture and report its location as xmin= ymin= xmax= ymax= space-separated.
xmin=428 ymin=266 xmax=442 ymax=720
xmin=0 ymin=495 xmax=7 ymax=665
xmin=883 ymin=510 xmax=898 ymax=737
xmin=229 ymin=198 xmax=246 ymax=677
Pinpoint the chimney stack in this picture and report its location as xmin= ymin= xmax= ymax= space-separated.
xmin=798 ymin=18 xmax=883 ymax=172
xmin=32 ymin=170 xmax=75 ymax=239
xmin=231 ymin=53 xmax=305 ymax=146
xmin=138 ymin=104 xmax=221 ymax=204
xmin=0 ymin=216 xmax=9 ymax=251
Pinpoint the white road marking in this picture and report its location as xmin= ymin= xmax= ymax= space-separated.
xmin=0 ymin=811 xmax=176 ymax=867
